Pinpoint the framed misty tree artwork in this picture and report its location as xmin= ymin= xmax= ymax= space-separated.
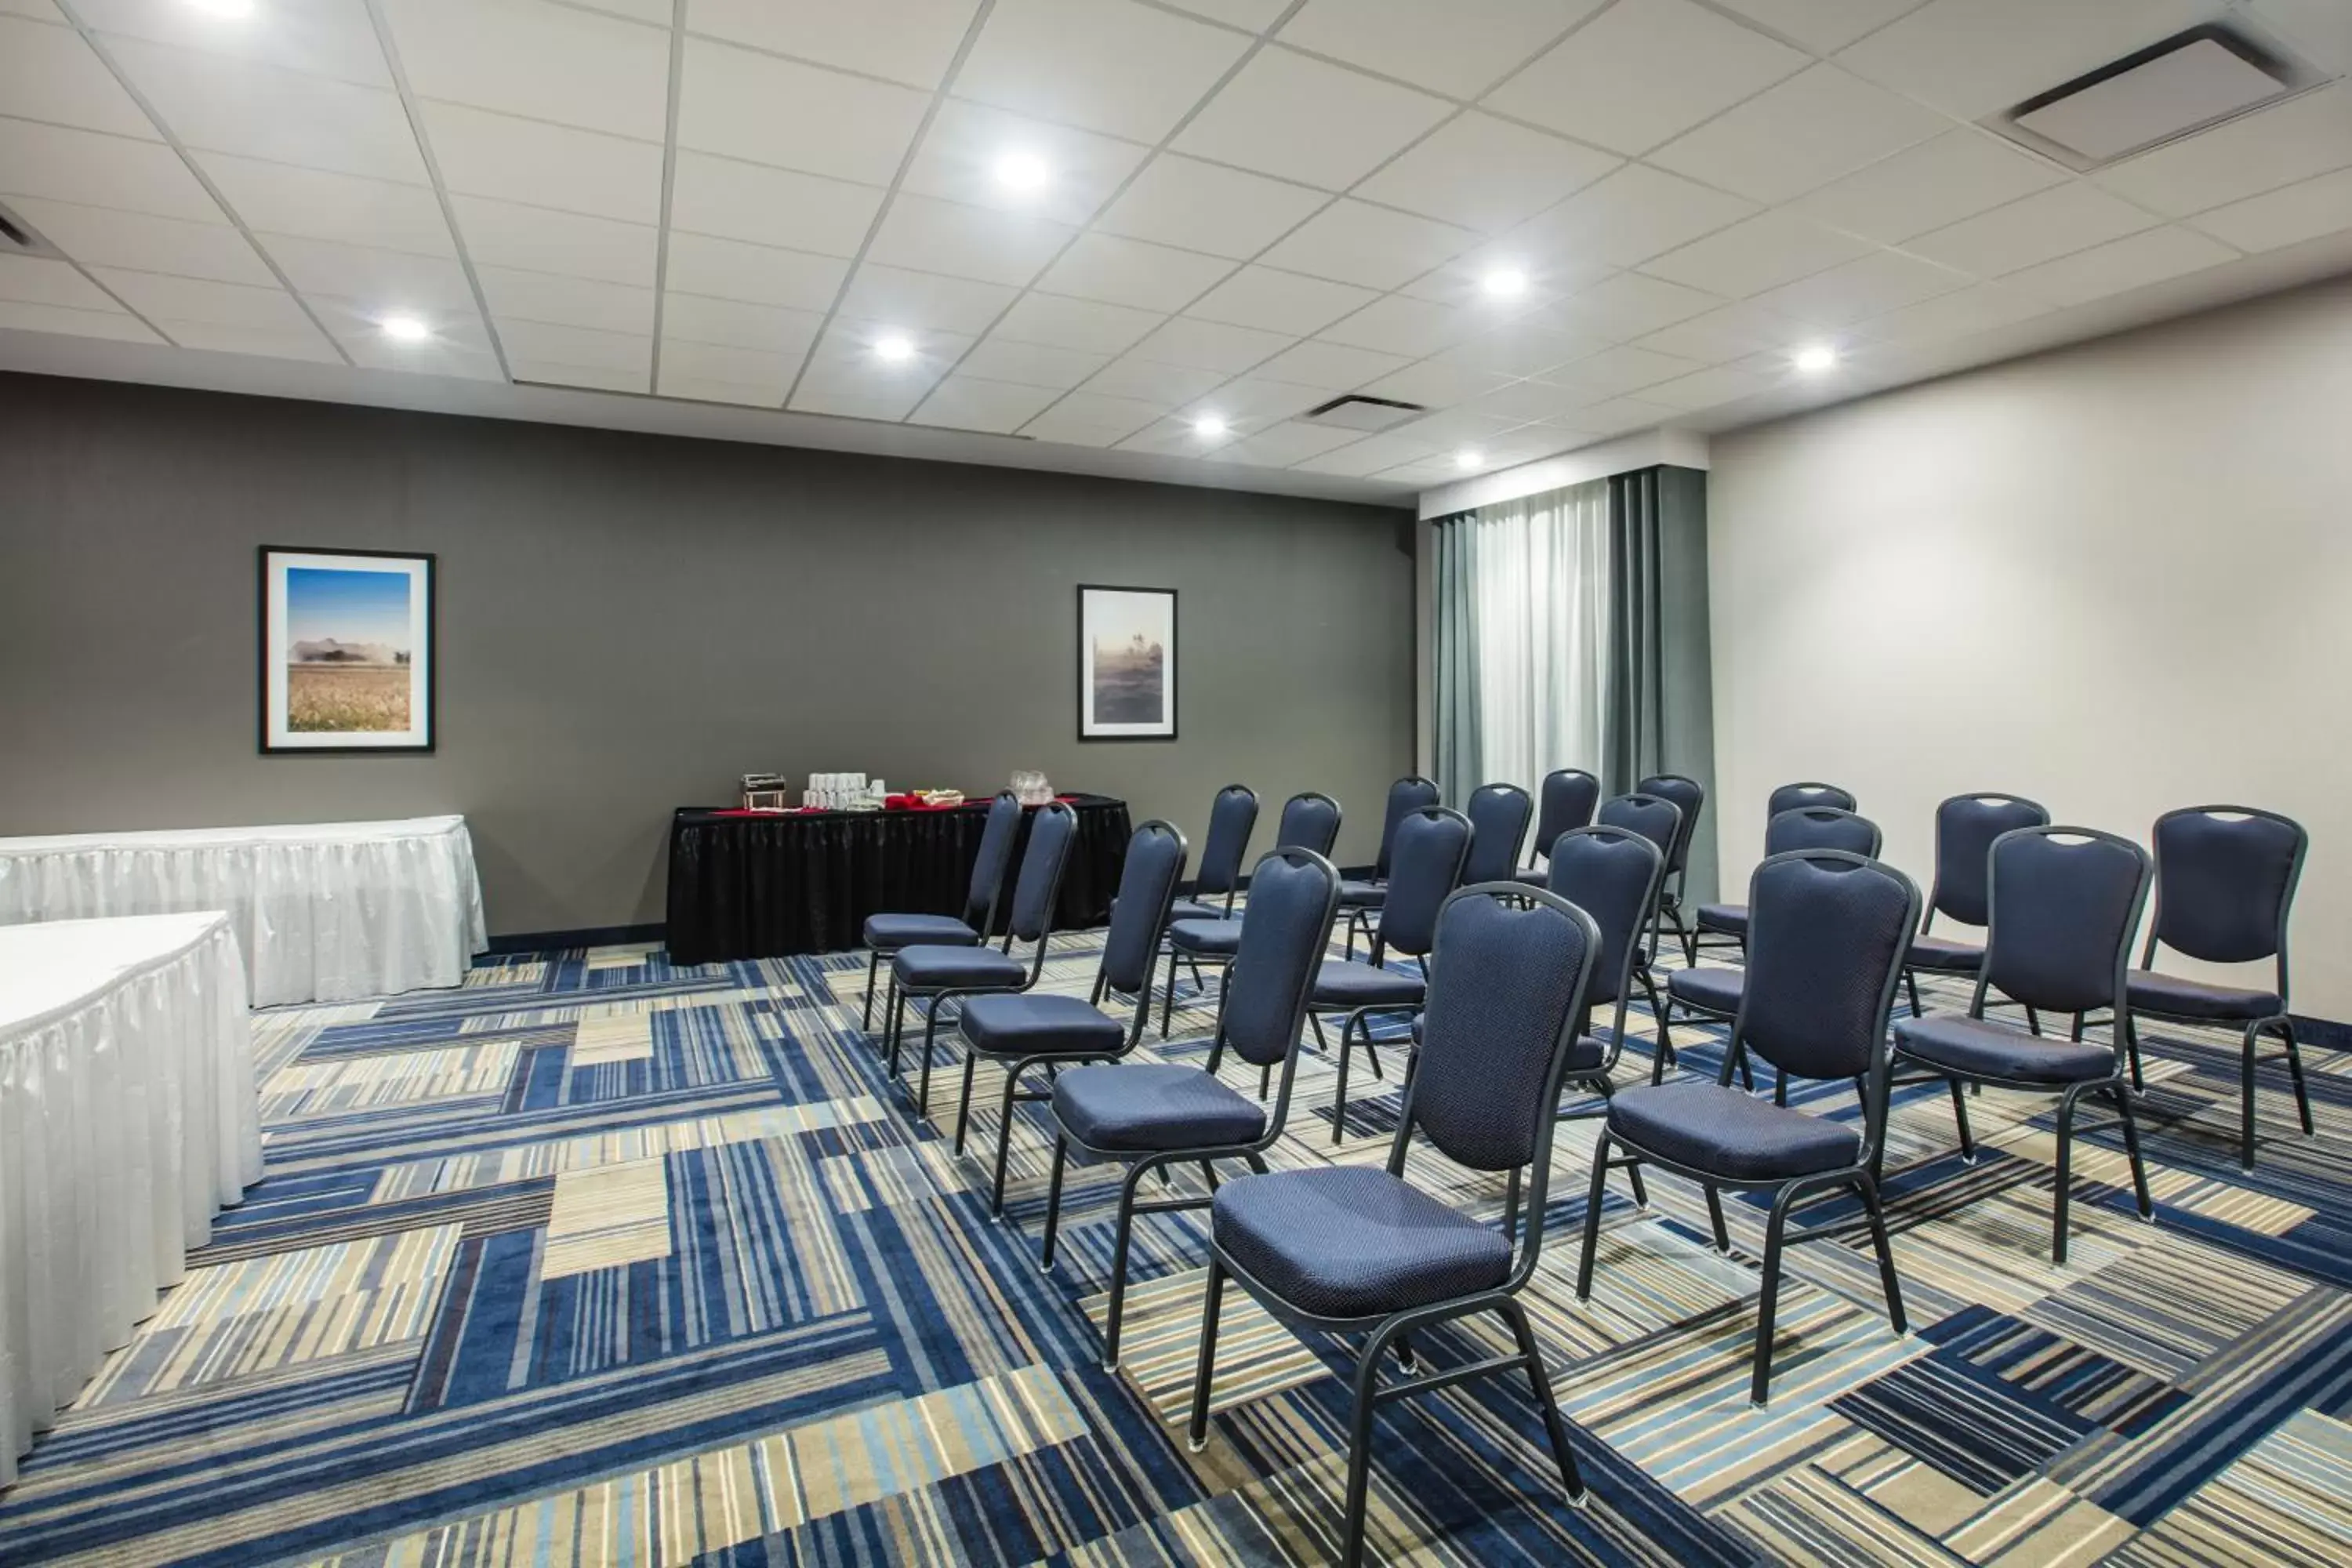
xmin=259 ymin=546 xmax=437 ymax=753
xmin=1077 ymin=584 xmax=1177 ymax=742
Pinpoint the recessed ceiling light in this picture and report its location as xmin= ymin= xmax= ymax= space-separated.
xmin=186 ymin=0 xmax=256 ymax=17
xmin=873 ymin=334 xmax=915 ymax=363
xmin=1794 ymin=343 xmax=1838 ymax=373
xmin=379 ymin=315 xmax=430 ymax=343
xmin=993 ymin=151 xmax=1050 ymax=194
xmin=1192 ymin=415 xmax=1228 ymax=438
xmin=1455 ymin=448 xmax=1483 ymax=470
xmin=1481 ymin=267 xmax=1529 ymax=300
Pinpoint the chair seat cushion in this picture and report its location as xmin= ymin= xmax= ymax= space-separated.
xmin=2127 ymin=969 xmax=2281 ymax=1022
xmin=864 ymin=913 xmax=980 ymax=950
xmin=1167 ymin=897 xmax=1231 ymax=925
xmin=1895 ymin=1015 xmax=2116 ymax=1084
xmin=959 ymin=993 xmax=1126 ymax=1058
xmin=1212 ymin=1166 xmax=1509 ymax=1319
xmin=891 ymin=944 xmax=1027 ymax=991
xmin=1052 ymin=1064 xmax=1265 ymax=1152
xmin=1607 ymin=1080 xmax=1859 ymax=1182
xmin=1168 ymin=917 xmax=1242 ymax=956
xmin=1311 ymin=960 xmax=1426 ymax=1008
xmin=1695 ymin=902 xmax=1748 ymax=938
xmin=1335 ymin=879 xmax=1387 ymax=909
xmin=1668 ymin=965 xmax=1745 ymax=1017
xmin=1512 ymin=867 xmax=1548 ymax=888
xmin=1566 ymin=1035 xmax=1606 ymax=1073
xmin=1907 ymin=932 xmax=1984 ymax=971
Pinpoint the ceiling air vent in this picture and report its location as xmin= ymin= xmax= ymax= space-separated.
xmin=0 ymin=201 xmax=63 ymax=260
xmin=1301 ymin=394 xmax=1425 ymax=433
xmin=1990 ymin=22 xmax=2323 ymax=171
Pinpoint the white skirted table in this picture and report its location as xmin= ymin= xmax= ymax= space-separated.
xmin=0 ymin=816 xmax=488 ymax=1006
xmin=0 ymin=912 xmax=262 ymax=1485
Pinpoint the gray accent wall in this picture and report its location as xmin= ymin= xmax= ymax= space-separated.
xmin=0 ymin=373 xmax=1415 ymax=938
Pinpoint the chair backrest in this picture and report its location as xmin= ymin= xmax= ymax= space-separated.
xmin=1547 ymin=826 xmax=1665 ymax=1011
xmin=1099 ymin=820 xmax=1189 ymax=996
xmin=1275 ymin=791 xmax=1342 ymax=858
xmin=1768 ymin=780 xmax=1857 ymax=817
xmin=1531 ymin=768 xmax=1601 ymax=863
xmin=1372 ymin=775 xmax=1442 ymax=878
xmin=1192 ymin=784 xmax=1259 ymax=901
xmin=1461 ymin=782 xmax=1533 ymax=884
xmin=964 ymin=791 xmax=1023 ymax=930
xmin=1636 ymin=774 xmax=1707 ymax=875
xmin=1402 ymin=884 xmax=1598 ymax=1178
xmin=1596 ymin=792 xmax=1683 ymax=866
xmin=1004 ymin=801 xmax=1079 ymax=945
xmin=1370 ymin=807 xmax=1472 ymax=959
xmin=2146 ymin=805 xmax=2305 ymax=973
xmin=1978 ymin=826 xmax=2151 ymax=1018
xmin=1929 ymin=792 xmax=2049 ymax=927
xmin=1733 ymin=851 xmax=1919 ymax=1086
xmin=1221 ymin=848 xmax=1341 ymax=1069
xmin=1765 ymin=806 xmax=1882 ymax=859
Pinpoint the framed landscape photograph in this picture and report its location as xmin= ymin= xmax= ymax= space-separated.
xmin=259 ymin=546 xmax=435 ymax=753
xmin=1078 ymin=584 xmax=1176 ymax=742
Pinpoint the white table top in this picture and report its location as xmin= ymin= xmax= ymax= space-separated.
xmin=0 ymin=912 xmax=233 ymax=1039
xmin=0 ymin=815 xmax=467 ymax=856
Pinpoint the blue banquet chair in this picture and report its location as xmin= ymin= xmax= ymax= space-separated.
xmin=1460 ymin=781 xmax=1533 ymax=885
xmin=1159 ymin=791 xmax=1341 ymax=1037
xmin=1337 ymin=775 xmax=1440 ymax=960
xmin=1515 ymin=767 xmax=1601 ymax=887
xmin=858 ymin=789 xmax=1022 ymax=1031
xmin=1167 ymin=783 xmax=1258 ymax=925
xmin=1693 ymin=782 xmax=1856 ymax=957
xmin=1635 ymin=772 xmax=1708 ymax=965
xmin=1904 ymin=792 xmax=2050 ymax=1021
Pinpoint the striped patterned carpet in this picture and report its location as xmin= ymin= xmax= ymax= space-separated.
xmin=2 ymin=923 xmax=2348 ymax=1566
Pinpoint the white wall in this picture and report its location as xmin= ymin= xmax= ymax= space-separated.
xmin=1707 ymin=276 xmax=2352 ymax=1019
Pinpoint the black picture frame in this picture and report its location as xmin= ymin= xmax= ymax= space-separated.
xmin=258 ymin=545 xmax=437 ymax=755
xmin=1076 ymin=583 xmax=1178 ymax=743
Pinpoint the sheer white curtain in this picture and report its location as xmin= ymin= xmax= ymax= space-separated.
xmin=1458 ymin=480 xmax=1613 ymax=804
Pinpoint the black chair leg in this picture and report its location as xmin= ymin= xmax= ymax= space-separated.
xmin=1331 ymin=1014 xmax=1354 ymax=1145
xmin=1950 ymin=1077 xmax=1976 ymax=1160
xmin=1308 ymin=1012 xmax=1330 ymax=1053
xmin=1504 ymin=1163 xmax=1522 ymax=1243
xmin=1103 ymin=1160 xmax=1150 ymax=1371
xmin=2113 ymin=1083 xmax=2153 ymax=1221
xmin=1773 ymin=1067 xmax=1787 ymax=1107
xmin=885 ymin=990 xmax=906 ymax=1079
xmin=1339 ymin=1323 xmax=1388 ymax=1568
xmin=2122 ymin=1011 xmax=2144 ymax=1091
xmin=1904 ymin=967 xmax=1922 ymax=1018
xmin=1499 ymin=1297 xmax=1585 ymax=1504
xmin=2026 ymin=1004 xmax=2043 ymax=1036
xmin=953 ymin=1053 xmax=980 ymax=1153
xmin=1751 ymin=1189 xmax=1795 ymax=1407
xmin=1160 ymin=946 xmax=1180 ymax=1038
xmin=989 ymin=1060 xmax=1033 ymax=1217
xmin=1857 ymin=1171 xmax=1907 ymax=1334
xmin=1038 ymin=1134 xmax=1070 ymax=1271
xmin=916 ymin=1001 xmax=947 ymax=1117
xmin=1575 ymin=1131 xmax=1610 ymax=1299
xmin=1704 ymin=1184 xmax=1730 ymax=1253
xmin=2053 ymin=1086 xmax=2080 ymax=1265
xmin=862 ymin=949 xmax=880 ymax=1031
xmin=1186 ymin=1254 xmax=1225 ymax=1452
xmin=2282 ymin=1018 xmax=2315 ymax=1137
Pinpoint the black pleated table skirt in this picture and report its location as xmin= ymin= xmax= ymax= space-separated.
xmin=664 ymin=794 xmax=1132 ymax=964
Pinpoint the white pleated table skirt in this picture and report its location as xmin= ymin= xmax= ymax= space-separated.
xmin=0 ymin=816 xmax=488 ymax=1006
xmin=0 ymin=912 xmax=263 ymax=1485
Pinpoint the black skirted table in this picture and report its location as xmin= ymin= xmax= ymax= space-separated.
xmin=665 ymin=793 xmax=1133 ymax=964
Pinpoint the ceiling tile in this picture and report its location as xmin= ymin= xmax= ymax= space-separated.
xmin=495 ymin=316 xmax=652 ymax=375
xmin=1276 ymin=0 xmax=1606 ymax=100
xmin=1258 ymin=199 xmax=1476 ymax=290
xmin=73 ymin=0 xmax=394 ymax=85
xmin=1292 ymin=429 xmax=1438 ymax=475
xmin=2093 ymin=84 xmax=2352 ymax=219
xmin=1210 ymin=420 xmax=1366 ymax=466
xmin=2000 ymin=224 xmax=2238 ymax=309
xmin=1179 ymin=376 xmax=1325 ymax=426
xmin=1704 ymin=0 xmax=1926 ymax=54
xmin=1398 ymin=244 xmax=1601 ymax=309
xmin=1484 ymin=0 xmax=1809 ymax=156
xmin=2250 ymin=0 xmax=2352 ymax=72
xmin=0 ymin=2 xmax=66 ymax=20
xmin=993 ymin=291 xmax=1163 ymax=354
xmin=0 ymin=252 xmax=122 ymax=310
xmin=1455 ymin=379 xmax=1601 ymax=423
xmin=1428 ymin=320 xmax=1611 ymax=379
xmin=0 ymin=297 xmax=161 ymax=343
xmin=1744 ymin=247 xmax=1969 ymax=328
xmin=1637 ymin=208 xmax=1870 ymax=296
xmin=304 ymin=290 xmax=490 ymax=350
xmin=677 ymin=36 xmax=929 ymax=185
xmin=1076 ymin=354 xmax=1229 ymax=407
xmin=1386 ymin=406 xmax=1526 ymax=448
xmin=1092 ymin=154 xmax=1327 ymax=260
xmin=1316 ymin=292 xmax=1484 ymax=356
xmin=1018 ymin=390 xmax=1166 ymax=445
xmin=687 ymin=0 xmax=980 ymax=90
xmin=1354 ymin=113 xmax=1620 ymax=235
xmin=1860 ymin=278 xmax=2051 ymax=343
xmin=1500 ymin=162 xmax=1755 ymax=274
xmin=1533 ymin=342 xmax=1704 ymax=398
xmin=450 ymin=193 xmax=660 ymax=286
xmin=1791 ymin=129 xmax=2067 ymax=245
xmin=1635 ymin=361 xmax=1776 ymax=411
xmin=2189 ymin=165 xmax=2352 ymax=254
xmin=89 ymin=266 xmax=310 ymax=330
xmin=160 ymin=317 xmax=343 ymax=363
xmin=660 ymin=292 xmax=826 ymax=354
xmin=1033 ymin=232 xmax=1237 ymax=311
xmin=911 ymin=374 xmax=1062 ymax=432
xmin=956 ymin=336 xmax=1110 ymax=390
xmin=1170 ymin=45 xmax=1452 ymax=191
xmin=1357 ymin=358 xmax=1513 ymax=408
xmin=790 ymin=387 xmax=931 ymax=420
xmin=797 ymin=320 xmax=972 ymax=402
xmin=955 ymin=0 xmax=1251 ymax=144
xmin=380 ymin=0 xmax=670 ymax=140
xmin=1126 ymin=314 xmax=1292 ymax=373
xmin=1183 ymin=264 xmax=1375 ymax=335
xmin=476 ymin=265 xmax=654 ymax=334
xmin=0 ymin=118 xmax=221 ymax=222
xmin=568 ymin=2 xmax=677 ymax=24
xmin=1116 ymin=415 xmax=1241 ymax=456
xmin=658 ymin=372 xmax=783 ymax=407
xmin=898 ymin=100 xmax=1149 ymax=230
xmin=420 ymin=101 xmax=664 ymax=224
xmin=1835 ymin=0 xmax=2213 ymax=121
xmin=261 ymin=231 xmax=475 ymax=312
xmin=0 ymin=14 xmax=159 ymax=139
xmin=1548 ymin=394 xmax=1676 ymax=434
xmin=5 ymin=197 xmax=270 ymax=286
xmin=1542 ymin=270 xmax=1723 ymax=339
xmin=1646 ymin=64 xmax=1947 ymax=205
xmin=509 ymin=358 xmax=647 ymax=393
xmin=1251 ymin=337 xmax=1410 ymax=389
xmin=662 ymin=230 xmax=848 ymax=309
xmin=105 ymin=36 xmax=427 ymax=183
xmin=198 ymin=154 xmax=456 ymax=256
xmin=1907 ymin=183 xmax=2158 ymax=278
xmin=864 ymin=194 xmax=1076 ymax=287
xmin=1161 ymin=0 xmax=1290 ymax=29
xmin=666 ymin=151 xmax=882 ymax=257
xmin=836 ymin=261 xmax=1018 ymax=333
xmin=1632 ymin=299 xmax=1810 ymax=362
